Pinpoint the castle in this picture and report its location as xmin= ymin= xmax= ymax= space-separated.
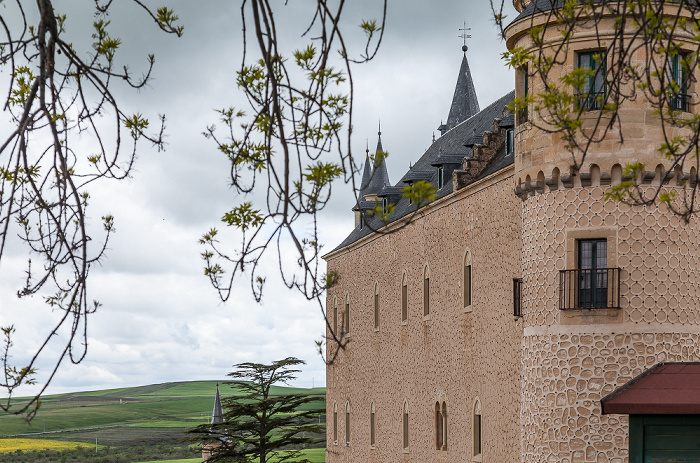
xmin=324 ymin=1 xmax=700 ymax=462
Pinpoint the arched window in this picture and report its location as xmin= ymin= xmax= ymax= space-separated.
xmin=423 ymin=265 xmax=430 ymax=317
xmin=370 ymin=402 xmax=376 ymax=448
xmin=464 ymin=250 xmax=472 ymax=310
xmin=473 ymin=398 xmax=482 ymax=458
xmin=374 ymin=282 xmax=380 ymax=330
xmin=345 ymin=400 xmax=351 ymax=446
xmin=402 ymin=401 xmax=409 ymax=451
xmin=333 ymin=402 xmax=338 ymax=445
xmin=333 ymin=297 xmax=338 ymax=335
xmin=401 ymin=272 xmax=408 ymax=323
xmin=344 ymin=293 xmax=350 ymax=334
xmin=435 ymin=401 xmax=447 ymax=451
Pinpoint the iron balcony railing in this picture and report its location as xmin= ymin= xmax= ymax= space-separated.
xmin=668 ymin=93 xmax=690 ymax=112
xmin=578 ymin=91 xmax=606 ymax=111
xmin=513 ymin=278 xmax=523 ymax=318
xmin=559 ymin=268 xmax=621 ymax=310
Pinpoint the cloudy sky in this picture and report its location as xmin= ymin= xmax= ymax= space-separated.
xmin=2 ymin=0 xmax=517 ymax=397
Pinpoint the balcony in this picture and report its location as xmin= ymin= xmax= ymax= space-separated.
xmin=559 ymin=268 xmax=621 ymax=310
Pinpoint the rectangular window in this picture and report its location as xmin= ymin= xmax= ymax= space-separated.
xmin=668 ymin=52 xmax=690 ymax=111
xmin=333 ymin=409 xmax=338 ymax=444
xmin=578 ymin=239 xmax=607 ymax=308
xmin=344 ymin=301 xmax=350 ymax=333
xmin=423 ymin=276 xmax=430 ymax=316
xmin=333 ymin=305 xmax=337 ymax=334
xmin=438 ymin=166 xmax=444 ymax=189
xmin=578 ymin=51 xmax=606 ymax=110
xmin=474 ymin=414 xmax=481 ymax=456
xmin=513 ymin=278 xmax=523 ymax=318
xmin=506 ymin=129 xmax=514 ymax=156
xmin=370 ymin=409 xmax=376 ymax=448
xmin=519 ymin=65 xmax=529 ymax=123
xmin=374 ymin=291 xmax=379 ymax=330
xmin=464 ymin=264 xmax=472 ymax=307
xmin=402 ymin=279 xmax=408 ymax=322
xmin=403 ymin=410 xmax=409 ymax=450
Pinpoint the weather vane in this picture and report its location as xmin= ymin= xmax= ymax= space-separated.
xmin=459 ymin=22 xmax=472 ymax=52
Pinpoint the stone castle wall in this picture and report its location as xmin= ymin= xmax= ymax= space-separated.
xmin=325 ymin=169 xmax=522 ymax=462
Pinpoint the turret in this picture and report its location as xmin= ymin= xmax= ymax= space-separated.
xmin=506 ymin=3 xmax=700 ymax=463
xmin=438 ymin=47 xmax=480 ymax=135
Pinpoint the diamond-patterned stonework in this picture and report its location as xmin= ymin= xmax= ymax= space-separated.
xmin=521 ymin=186 xmax=700 ymax=326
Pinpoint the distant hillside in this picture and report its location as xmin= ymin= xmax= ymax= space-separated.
xmin=0 ymin=381 xmax=326 ymax=437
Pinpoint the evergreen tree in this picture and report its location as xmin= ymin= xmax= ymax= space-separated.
xmin=189 ymin=357 xmax=325 ymax=463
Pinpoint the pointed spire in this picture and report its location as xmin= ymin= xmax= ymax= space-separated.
xmin=211 ymin=384 xmax=223 ymax=424
xmin=363 ymin=123 xmax=390 ymax=197
xmin=359 ymin=140 xmax=373 ymax=199
xmin=442 ymin=47 xmax=480 ymax=134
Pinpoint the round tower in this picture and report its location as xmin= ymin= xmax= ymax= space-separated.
xmin=506 ymin=3 xmax=700 ymax=463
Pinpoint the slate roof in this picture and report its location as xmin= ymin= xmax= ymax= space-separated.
xmin=358 ymin=154 xmax=373 ymax=198
xmin=211 ymin=384 xmax=224 ymax=424
xmin=601 ymin=362 xmax=700 ymax=415
xmin=444 ymin=54 xmax=480 ymax=133
xmin=332 ymin=90 xmax=515 ymax=253
xmin=361 ymin=134 xmax=391 ymax=197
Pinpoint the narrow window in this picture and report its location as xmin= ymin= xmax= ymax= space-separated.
xmin=668 ymin=51 xmax=689 ymax=111
xmin=438 ymin=166 xmax=445 ymax=189
xmin=344 ymin=294 xmax=350 ymax=334
xmin=382 ymin=197 xmax=389 ymax=215
xmin=359 ymin=213 xmax=365 ymax=230
xmin=513 ymin=278 xmax=523 ymax=318
xmin=578 ymin=51 xmax=606 ymax=110
xmin=401 ymin=272 xmax=408 ymax=323
xmin=578 ymin=239 xmax=608 ymax=308
xmin=506 ymin=128 xmax=514 ymax=156
xmin=518 ymin=65 xmax=529 ymax=123
xmin=473 ymin=399 xmax=482 ymax=458
xmin=403 ymin=401 xmax=409 ymax=451
xmin=333 ymin=402 xmax=338 ymax=445
xmin=423 ymin=266 xmax=430 ymax=317
xmin=441 ymin=402 xmax=448 ymax=450
xmin=345 ymin=400 xmax=351 ymax=446
xmin=333 ymin=297 xmax=338 ymax=335
xmin=374 ymin=282 xmax=380 ymax=330
xmin=435 ymin=402 xmax=443 ymax=450
xmin=370 ymin=402 xmax=376 ymax=448
xmin=464 ymin=251 xmax=472 ymax=309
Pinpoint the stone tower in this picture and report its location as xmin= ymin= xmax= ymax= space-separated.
xmin=506 ymin=2 xmax=700 ymax=462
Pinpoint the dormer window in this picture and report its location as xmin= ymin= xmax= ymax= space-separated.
xmin=382 ymin=197 xmax=389 ymax=214
xmin=359 ymin=213 xmax=365 ymax=230
xmin=438 ymin=166 xmax=445 ymax=189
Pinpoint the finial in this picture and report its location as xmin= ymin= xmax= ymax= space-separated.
xmin=432 ymin=132 xmax=436 ymax=143
xmin=459 ymin=22 xmax=472 ymax=53
xmin=366 ymin=139 xmax=369 ymax=156
xmin=378 ymin=120 xmax=382 ymax=138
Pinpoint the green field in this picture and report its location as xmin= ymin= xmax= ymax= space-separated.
xmin=0 ymin=381 xmax=326 ymax=463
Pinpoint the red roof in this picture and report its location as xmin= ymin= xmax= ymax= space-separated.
xmin=601 ymin=363 xmax=700 ymax=415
